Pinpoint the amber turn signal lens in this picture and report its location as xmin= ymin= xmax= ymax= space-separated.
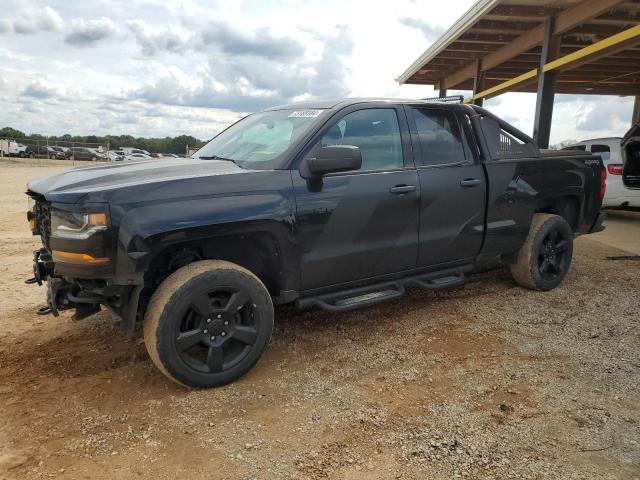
xmin=88 ymin=213 xmax=108 ymax=226
xmin=52 ymin=250 xmax=110 ymax=264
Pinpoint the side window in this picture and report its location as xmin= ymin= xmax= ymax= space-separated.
xmin=480 ymin=117 xmax=537 ymax=159
xmin=562 ymin=145 xmax=586 ymax=151
xmin=319 ymin=108 xmax=403 ymax=171
xmin=410 ymin=108 xmax=466 ymax=166
xmin=591 ymin=144 xmax=611 ymax=162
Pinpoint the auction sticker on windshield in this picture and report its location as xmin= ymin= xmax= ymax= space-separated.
xmin=288 ymin=110 xmax=323 ymax=118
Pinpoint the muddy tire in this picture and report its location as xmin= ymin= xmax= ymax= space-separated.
xmin=143 ymin=260 xmax=274 ymax=388
xmin=510 ymin=213 xmax=573 ymax=291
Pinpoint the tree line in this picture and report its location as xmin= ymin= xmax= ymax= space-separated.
xmin=0 ymin=127 xmax=207 ymax=154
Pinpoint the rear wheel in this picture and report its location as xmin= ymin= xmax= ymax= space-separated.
xmin=510 ymin=213 xmax=573 ymax=291
xmin=143 ymin=260 xmax=274 ymax=388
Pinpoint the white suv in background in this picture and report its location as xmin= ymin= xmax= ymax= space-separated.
xmin=564 ymin=136 xmax=640 ymax=208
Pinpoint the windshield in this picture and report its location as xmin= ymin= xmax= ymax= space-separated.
xmin=193 ymin=109 xmax=325 ymax=168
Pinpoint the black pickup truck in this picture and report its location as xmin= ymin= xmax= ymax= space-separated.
xmin=25 ymin=99 xmax=605 ymax=388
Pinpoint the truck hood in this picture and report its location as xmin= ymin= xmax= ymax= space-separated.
xmin=27 ymin=158 xmax=249 ymax=204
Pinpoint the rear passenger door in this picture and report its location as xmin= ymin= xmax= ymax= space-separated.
xmin=406 ymin=106 xmax=486 ymax=267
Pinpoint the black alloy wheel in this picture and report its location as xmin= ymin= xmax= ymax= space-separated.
xmin=175 ymin=287 xmax=259 ymax=374
xmin=537 ymin=228 xmax=570 ymax=281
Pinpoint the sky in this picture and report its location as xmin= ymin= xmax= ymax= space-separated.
xmin=0 ymin=0 xmax=636 ymax=145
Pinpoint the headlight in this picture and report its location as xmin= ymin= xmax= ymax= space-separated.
xmin=51 ymin=209 xmax=110 ymax=265
xmin=27 ymin=197 xmax=37 ymax=229
xmin=51 ymin=210 xmax=108 ymax=240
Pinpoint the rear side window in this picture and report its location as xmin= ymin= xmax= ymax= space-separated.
xmin=410 ymin=108 xmax=466 ymax=166
xmin=591 ymin=144 xmax=611 ymax=162
xmin=480 ymin=117 xmax=537 ymax=159
xmin=562 ymin=145 xmax=586 ymax=151
xmin=320 ymin=108 xmax=403 ymax=171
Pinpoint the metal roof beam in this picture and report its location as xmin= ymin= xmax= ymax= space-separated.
xmin=469 ymin=23 xmax=640 ymax=101
xmin=512 ymin=84 xmax=640 ymax=95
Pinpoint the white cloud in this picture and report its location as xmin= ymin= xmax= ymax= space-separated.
xmin=126 ymin=20 xmax=190 ymax=56
xmin=3 ymin=6 xmax=62 ymax=34
xmin=398 ymin=17 xmax=446 ymax=41
xmin=20 ymin=79 xmax=66 ymax=99
xmin=65 ymin=17 xmax=123 ymax=46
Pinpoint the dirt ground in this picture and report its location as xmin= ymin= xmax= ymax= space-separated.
xmin=1 ymin=160 xmax=639 ymax=480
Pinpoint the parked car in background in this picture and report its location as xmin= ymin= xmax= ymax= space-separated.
xmin=0 ymin=139 xmax=27 ymax=157
xmin=563 ymin=123 xmax=640 ymax=208
xmin=120 ymin=147 xmax=151 ymax=156
xmin=25 ymin=144 xmax=67 ymax=159
xmin=50 ymin=146 xmax=71 ymax=159
xmin=107 ymin=150 xmax=127 ymax=162
xmin=125 ymin=153 xmax=153 ymax=161
xmin=623 ymin=122 xmax=639 ymax=191
xmin=71 ymin=147 xmax=107 ymax=161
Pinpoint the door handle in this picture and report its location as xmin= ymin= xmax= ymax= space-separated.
xmin=390 ymin=185 xmax=417 ymax=194
xmin=460 ymin=178 xmax=482 ymax=187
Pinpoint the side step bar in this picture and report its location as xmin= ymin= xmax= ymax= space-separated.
xmin=297 ymin=266 xmax=471 ymax=312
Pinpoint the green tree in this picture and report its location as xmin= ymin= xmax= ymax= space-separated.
xmin=0 ymin=127 xmax=26 ymax=138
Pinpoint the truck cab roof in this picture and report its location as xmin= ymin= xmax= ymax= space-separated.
xmin=266 ymin=97 xmax=473 ymax=112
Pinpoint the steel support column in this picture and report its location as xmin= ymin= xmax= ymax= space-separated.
xmin=633 ymin=96 xmax=640 ymax=125
xmin=533 ymin=18 xmax=561 ymax=149
xmin=439 ymin=78 xmax=447 ymax=98
xmin=472 ymin=59 xmax=485 ymax=106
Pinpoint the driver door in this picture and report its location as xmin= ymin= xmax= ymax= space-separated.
xmin=292 ymin=106 xmax=420 ymax=291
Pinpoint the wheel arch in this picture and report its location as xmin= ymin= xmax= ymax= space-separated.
xmin=144 ymin=229 xmax=288 ymax=295
xmin=534 ymin=194 xmax=582 ymax=232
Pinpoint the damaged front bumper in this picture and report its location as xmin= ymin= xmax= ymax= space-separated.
xmin=26 ymin=248 xmax=142 ymax=332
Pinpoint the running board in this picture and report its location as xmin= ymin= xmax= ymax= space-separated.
xmin=414 ymin=274 xmax=465 ymax=290
xmin=297 ymin=266 xmax=470 ymax=312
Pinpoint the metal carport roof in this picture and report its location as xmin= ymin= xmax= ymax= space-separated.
xmin=398 ymin=0 xmax=640 ymax=99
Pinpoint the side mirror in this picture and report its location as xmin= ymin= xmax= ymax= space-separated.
xmin=305 ymin=146 xmax=362 ymax=177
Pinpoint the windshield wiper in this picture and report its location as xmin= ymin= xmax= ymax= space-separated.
xmin=198 ymin=155 xmax=239 ymax=165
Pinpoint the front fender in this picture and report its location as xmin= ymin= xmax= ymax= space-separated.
xmin=108 ymin=171 xmax=299 ymax=289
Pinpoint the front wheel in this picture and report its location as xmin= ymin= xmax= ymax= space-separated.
xmin=510 ymin=213 xmax=573 ymax=291
xmin=143 ymin=260 xmax=274 ymax=388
